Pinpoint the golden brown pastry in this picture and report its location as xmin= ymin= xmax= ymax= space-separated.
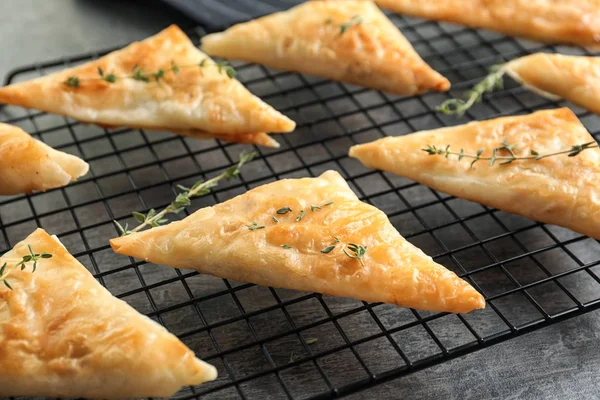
xmin=504 ymin=53 xmax=600 ymax=115
xmin=201 ymin=0 xmax=450 ymax=96
xmin=0 ymin=25 xmax=295 ymax=148
xmin=0 ymin=122 xmax=88 ymax=195
xmin=375 ymin=0 xmax=600 ymax=48
xmin=349 ymin=108 xmax=600 ymax=239
xmin=111 ymin=170 xmax=484 ymax=314
xmin=0 ymin=228 xmax=216 ymax=398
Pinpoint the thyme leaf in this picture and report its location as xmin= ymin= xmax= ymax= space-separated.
xmin=338 ymin=15 xmax=363 ymax=35
xmin=248 ymin=221 xmax=265 ymax=231
xmin=310 ymin=201 xmax=334 ymax=211
xmin=321 ymin=245 xmax=336 ymax=254
xmin=289 ymin=350 xmax=300 ymax=364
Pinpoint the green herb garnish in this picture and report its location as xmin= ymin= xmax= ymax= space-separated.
xmin=115 ymin=151 xmax=257 ymax=236
xmin=0 ymin=245 xmax=52 ymax=290
xmin=248 ymin=221 xmax=266 ymax=231
xmin=63 ymin=59 xmax=237 ymax=88
xmin=277 ymin=207 xmax=293 ymax=215
xmin=437 ymin=64 xmax=505 ymax=117
xmin=310 ymin=201 xmax=334 ymax=211
xmin=422 ymin=140 xmax=598 ymax=168
xmin=338 ymin=15 xmax=363 ymax=35
xmin=321 ymin=245 xmax=336 ymax=254
xmin=343 ymin=243 xmax=367 ymax=267
xmin=296 ymin=210 xmax=305 ymax=221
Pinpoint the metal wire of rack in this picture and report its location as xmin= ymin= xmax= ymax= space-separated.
xmin=2 ymin=13 xmax=600 ymax=400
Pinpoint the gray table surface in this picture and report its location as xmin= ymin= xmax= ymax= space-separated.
xmin=2 ymin=1 xmax=600 ymax=399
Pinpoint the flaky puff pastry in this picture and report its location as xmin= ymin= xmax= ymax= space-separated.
xmin=111 ymin=170 xmax=484 ymax=314
xmin=350 ymin=108 xmax=600 ymax=239
xmin=375 ymin=0 xmax=600 ymax=48
xmin=0 ymin=25 xmax=295 ymax=148
xmin=0 ymin=229 xmax=217 ymax=398
xmin=201 ymin=0 xmax=450 ymax=96
xmin=504 ymin=53 xmax=600 ymax=115
xmin=0 ymin=123 xmax=88 ymax=195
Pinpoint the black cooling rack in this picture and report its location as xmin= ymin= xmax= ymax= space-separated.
xmin=2 ymin=14 xmax=600 ymax=400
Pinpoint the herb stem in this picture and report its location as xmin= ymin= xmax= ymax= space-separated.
xmin=422 ymin=141 xmax=598 ymax=168
xmin=437 ymin=65 xmax=505 ymax=117
xmin=115 ymin=151 xmax=257 ymax=236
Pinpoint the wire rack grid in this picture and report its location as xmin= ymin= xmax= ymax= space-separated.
xmin=2 ymin=13 xmax=600 ymax=400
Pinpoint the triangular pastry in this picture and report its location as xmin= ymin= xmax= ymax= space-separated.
xmin=0 ymin=25 xmax=295 ymax=148
xmin=375 ymin=0 xmax=600 ymax=48
xmin=349 ymin=108 xmax=600 ymax=239
xmin=111 ymin=170 xmax=484 ymax=314
xmin=201 ymin=0 xmax=450 ymax=96
xmin=503 ymin=53 xmax=600 ymax=115
xmin=0 ymin=228 xmax=217 ymax=398
xmin=0 ymin=122 xmax=88 ymax=195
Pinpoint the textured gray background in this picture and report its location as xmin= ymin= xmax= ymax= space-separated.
xmin=2 ymin=1 xmax=600 ymax=399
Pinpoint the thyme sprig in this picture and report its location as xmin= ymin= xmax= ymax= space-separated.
xmin=437 ymin=64 xmax=506 ymax=117
xmin=422 ymin=140 xmax=599 ymax=168
xmin=115 ymin=151 xmax=257 ymax=236
xmin=0 ymin=245 xmax=52 ymax=290
xmin=63 ymin=59 xmax=237 ymax=88
xmin=310 ymin=201 xmax=334 ymax=211
xmin=326 ymin=15 xmax=364 ymax=35
xmin=343 ymin=243 xmax=367 ymax=267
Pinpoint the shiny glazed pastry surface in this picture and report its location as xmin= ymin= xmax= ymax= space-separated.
xmin=0 ymin=123 xmax=88 ymax=195
xmin=0 ymin=229 xmax=217 ymax=399
xmin=0 ymin=25 xmax=295 ymax=147
xmin=202 ymin=0 xmax=450 ymax=96
xmin=350 ymin=108 xmax=600 ymax=239
xmin=111 ymin=170 xmax=484 ymax=314
xmin=505 ymin=53 xmax=600 ymax=115
xmin=375 ymin=0 xmax=600 ymax=48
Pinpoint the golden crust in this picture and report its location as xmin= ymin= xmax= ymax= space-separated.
xmin=0 ymin=123 xmax=88 ymax=195
xmin=375 ymin=0 xmax=600 ymax=48
xmin=201 ymin=0 xmax=450 ymax=96
xmin=0 ymin=25 xmax=295 ymax=147
xmin=173 ymin=129 xmax=280 ymax=148
xmin=0 ymin=229 xmax=217 ymax=398
xmin=349 ymin=108 xmax=600 ymax=239
xmin=111 ymin=170 xmax=484 ymax=314
xmin=505 ymin=53 xmax=600 ymax=115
